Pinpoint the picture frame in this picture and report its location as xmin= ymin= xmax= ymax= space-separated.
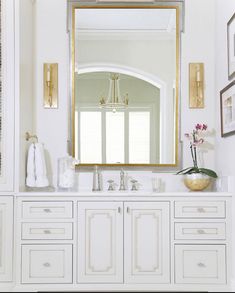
xmin=227 ymin=12 xmax=235 ymax=80
xmin=220 ymin=81 xmax=235 ymax=137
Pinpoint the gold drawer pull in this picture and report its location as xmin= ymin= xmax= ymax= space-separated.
xmin=197 ymin=229 xmax=205 ymax=234
xmin=44 ymin=208 xmax=52 ymax=213
xmin=197 ymin=207 xmax=206 ymax=213
xmin=44 ymin=230 xmax=52 ymax=234
xmin=197 ymin=262 xmax=206 ymax=268
xmin=43 ymin=262 xmax=51 ymax=268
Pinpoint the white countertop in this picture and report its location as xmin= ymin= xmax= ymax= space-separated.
xmin=12 ymin=189 xmax=233 ymax=198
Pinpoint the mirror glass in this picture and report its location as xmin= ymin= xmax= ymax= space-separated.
xmin=73 ymin=7 xmax=179 ymax=166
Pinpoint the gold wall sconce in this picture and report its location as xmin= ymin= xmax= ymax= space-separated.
xmin=43 ymin=63 xmax=58 ymax=109
xmin=189 ymin=63 xmax=204 ymax=109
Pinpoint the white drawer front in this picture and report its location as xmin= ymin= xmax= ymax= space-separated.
xmin=22 ymin=223 xmax=73 ymax=240
xmin=21 ymin=245 xmax=73 ymax=284
xmin=175 ymin=223 xmax=226 ymax=240
xmin=22 ymin=201 xmax=73 ymax=219
xmin=175 ymin=245 xmax=226 ymax=284
xmin=175 ymin=201 xmax=226 ymax=218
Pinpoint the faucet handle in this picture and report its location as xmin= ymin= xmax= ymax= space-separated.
xmin=107 ymin=180 xmax=115 ymax=191
xmin=131 ymin=179 xmax=138 ymax=191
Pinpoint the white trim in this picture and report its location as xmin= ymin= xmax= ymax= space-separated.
xmin=0 ymin=0 xmax=15 ymax=191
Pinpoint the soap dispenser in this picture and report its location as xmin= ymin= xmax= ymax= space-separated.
xmin=57 ymin=155 xmax=77 ymax=191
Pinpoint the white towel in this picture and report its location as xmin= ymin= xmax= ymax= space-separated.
xmin=26 ymin=143 xmax=49 ymax=188
xmin=26 ymin=143 xmax=36 ymax=187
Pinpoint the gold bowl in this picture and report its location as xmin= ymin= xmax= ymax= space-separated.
xmin=184 ymin=174 xmax=211 ymax=191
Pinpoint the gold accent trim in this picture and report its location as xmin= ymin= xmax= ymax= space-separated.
xmin=71 ymin=4 xmax=180 ymax=167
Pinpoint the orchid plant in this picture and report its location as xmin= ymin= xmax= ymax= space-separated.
xmin=177 ymin=124 xmax=218 ymax=178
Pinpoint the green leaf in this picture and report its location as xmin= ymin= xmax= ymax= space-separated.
xmin=176 ymin=167 xmax=199 ymax=175
xmin=199 ymin=168 xmax=218 ymax=179
xmin=176 ymin=167 xmax=194 ymax=175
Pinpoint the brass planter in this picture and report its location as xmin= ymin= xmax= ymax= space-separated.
xmin=184 ymin=174 xmax=211 ymax=191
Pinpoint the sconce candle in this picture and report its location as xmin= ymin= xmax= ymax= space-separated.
xmin=189 ymin=63 xmax=204 ymax=109
xmin=43 ymin=63 xmax=58 ymax=109
xmin=196 ymin=70 xmax=201 ymax=82
xmin=46 ymin=65 xmax=51 ymax=83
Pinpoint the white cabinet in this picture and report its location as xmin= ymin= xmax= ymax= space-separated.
xmin=22 ymin=223 xmax=73 ymax=240
xmin=0 ymin=197 xmax=13 ymax=282
xmin=174 ymin=201 xmax=226 ymax=218
xmin=175 ymin=245 xmax=226 ymax=284
xmin=124 ymin=202 xmax=170 ymax=284
xmin=77 ymin=202 xmax=124 ymax=283
xmin=22 ymin=244 xmax=73 ymax=284
xmin=22 ymin=201 xmax=73 ymax=219
xmin=18 ymin=200 xmax=74 ymax=285
xmin=77 ymin=201 xmax=170 ymax=284
xmin=16 ymin=196 xmax=231 ymax=291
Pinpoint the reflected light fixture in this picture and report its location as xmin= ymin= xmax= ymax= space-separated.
xmin=100 ymin=73 xmax=129 ymax=113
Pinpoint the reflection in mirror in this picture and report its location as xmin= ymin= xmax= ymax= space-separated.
xmin=73 ymin=7 xmax=179 ymax=166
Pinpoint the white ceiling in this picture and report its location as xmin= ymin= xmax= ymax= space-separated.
xmin=75 ymin=9 xmax=176 ymax=40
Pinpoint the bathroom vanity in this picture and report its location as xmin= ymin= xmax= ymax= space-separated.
xmin=0 ymin=0 xmax=234 ymax=292
xmin=11 ymin=192 xmax=231 ymax=292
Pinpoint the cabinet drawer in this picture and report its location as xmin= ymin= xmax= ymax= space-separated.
xmin=22 ymin=223 xmax=73 ymax=240
xmin=175 ymin=223 xmax=226 ymax=240
xmin=21 ymin=245 xmax=73 ymax=284
xmin=175 ymin=245 xmax=226 ymax=284
xmin=174 ymin=201 xmax=226 ymax=218
xmin=22 ymin=201 xmax=73 ymax=219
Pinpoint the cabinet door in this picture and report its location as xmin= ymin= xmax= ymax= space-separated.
xmin=0 ymin=197 xmax=13 ymax=282
xmin=77 ymin=202 xmax=123 ymax=283
xmin=124 ymin=202 xmax=170 ymax=284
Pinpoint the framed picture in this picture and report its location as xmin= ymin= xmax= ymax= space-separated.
xmin=220 ymin=81 xmax=235 ymax=137
xmin=228 ymin=12 xmax=235 ymax=80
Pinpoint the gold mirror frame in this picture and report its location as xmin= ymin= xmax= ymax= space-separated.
xmin=68 ymin=0 xmax=184 ymax=170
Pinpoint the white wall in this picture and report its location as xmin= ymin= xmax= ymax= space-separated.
xmin=20 ymin=0 xmax=217 ymax=189
xmin=181 ymin=0 xmax=216 ymax=172
xmin=215 ymin=0 xmax=235 ymax=178
xmin=215 ymin=0 xmax=235 ymax=288
xmin=33 ymin=0 xmax=69 ymax=186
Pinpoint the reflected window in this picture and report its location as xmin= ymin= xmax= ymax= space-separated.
xmin=78 ymin=109 xmax=151 ymax=164
xmin=106 ymin=112 xmax=125 ymax=164
xmin=80 ymin=112 xmax=102 ymax=163
xmin=129 ymin=112 xmax=150 ymax=164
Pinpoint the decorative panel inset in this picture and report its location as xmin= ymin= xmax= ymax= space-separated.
xmin=77 ymin=202 xmax=123 ymax=283
xmin=124 ymin=202 xmax=170 ymax=284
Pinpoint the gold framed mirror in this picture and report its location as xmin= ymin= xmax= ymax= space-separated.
xmin=68 ymin=0 xmax=184 ymax=168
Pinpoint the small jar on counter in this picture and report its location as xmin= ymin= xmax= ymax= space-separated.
xmin=57 ymin=155 xmax=77 ymax=191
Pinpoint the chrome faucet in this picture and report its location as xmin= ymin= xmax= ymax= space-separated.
xmin=119 ymin=169 xmax=126 ymax=191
